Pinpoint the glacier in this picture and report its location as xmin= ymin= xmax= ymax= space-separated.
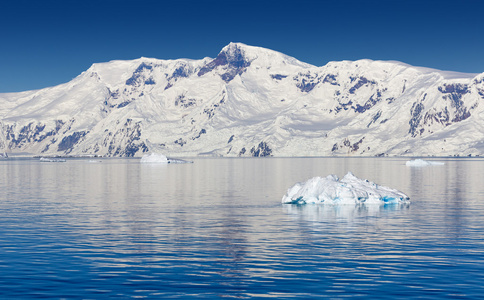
xmin=1 ymin=42 xmax=484 ymax=157
xmin=282 ymin=172 xmax=409 ymax=205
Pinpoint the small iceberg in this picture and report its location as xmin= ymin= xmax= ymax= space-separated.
xmin=141 ymin=153 xmax=169 ymax=163
xmin=282 ymin=172 xmax=409 ymax=205
xmin=140 ymin=153 xmax=192 ymax=164
xmin=40 ymin=157 xmax=66 ymax=162
xmin=406 ymin=159 xmax=444 ymax=167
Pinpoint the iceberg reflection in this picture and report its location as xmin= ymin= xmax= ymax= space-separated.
xmin=283 ymin=202 xmax=410 ymax=222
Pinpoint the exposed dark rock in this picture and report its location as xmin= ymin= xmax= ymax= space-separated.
xmin=367 ymin=111 xmax=382 ymax=128
xmin=117 ymin=101 xmax=131 ymax=108
xmin=197 ymin=45 xmax=251 ymax=82
xmin=175 ymin=94 xmax=197 ymax=108
xmin=349 ymin=76 xmax=376 ymax=94
xmin=58 ymin=131 xmax=87 ymax=152
xmin=250 ymin=141 xmax=272 ymax=157
xmin=351 ymin=138 xmax=364 ymax=152
xmin=409 ymin=102 xmax=425 ymax=137
xmin=102 ymin=120 xmax=147 ymax=157
xmin=438 ymin=83 xmax=469 ymax=94
xmin=322 ymin=74 xmax=339 ymax=86
xmin=169 ymin=66 xmax=190 ymax=80
xmin=126 ymin=62 xmax=155 ymax=86
xmin=144 ymin=78 xmax=156 ymax=85
xmin=355 ymin=90 xmax=383 ymax=113
xmin=271 ymin=74 xmax=287 ymax=80
xmin=174 ymin=138 xmax=186 ymax=147
xmin=193 ymin=129 xmax=206 ymax=140
xmin=239 ymin=147 xmax=246 ymax=156
xmin=334 ymin=137 xmax=365 ymax=153
xmin=294 ymin=72 xmax=320 ymax=93
xmin=124 ymin=142 xmax=148 ymax=157
xmin=228 ymin=135 xmax=235 ymax=143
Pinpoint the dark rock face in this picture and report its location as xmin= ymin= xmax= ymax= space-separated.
xmin=349 ymin=76 xmax=376 ymax=94
xmin=198 ymin=45 xmax=251 ymax=82
xmin=294 ymin=72 xmax=321 ymax=93
xmin=271 ymin=74 xmax=287 ymax=80
xmin=409 ymin=102 xmax=425 ymax=137
xmin=331 ymin=137 xmax=365 ymax=153
xmin=5 ymin=121 xmax=66 ymax=150
xmin=192 ymin=129 xmax=206 ymax=140
xmin=355 ymin=90 xmax=383 ymax=113
xmin=322 ymin=74 xmax=339 ymax=86
xmin=367 ymin=111 xmax=382 ymax=128
xmin=174 ymin=138 xmax=186 ymax=147
xmin=438 ymin=83 xmax=471 ymax=122
xmin=126 ymin=63 xmax=156 ymax=86
xmin=58 ymin=131 xmax=87 ymax=152
xmin=94 ymin=119 xmax=148 ymax=157
xmin=175 ymin=94 xmax=197 ymax=108
xmin=170 ymin=66 xmax=190 ymax=80
xmin=250 ymin=141 xmax=272 ymax=157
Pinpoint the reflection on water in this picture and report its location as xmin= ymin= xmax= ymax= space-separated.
xmin=1 ymin=157 xmax=484 ymax=298
xmin=283 ymin=202 xmax=410 ymax=222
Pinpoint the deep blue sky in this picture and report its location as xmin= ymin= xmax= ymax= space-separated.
xmin=1 ymin=0 xmax=483 ymax=92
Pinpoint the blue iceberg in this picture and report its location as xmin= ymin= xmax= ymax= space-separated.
xmin=282 ymin=172 xmax=409 ymax=205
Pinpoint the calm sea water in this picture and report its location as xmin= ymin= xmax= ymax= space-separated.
xmin=1 ymin=157 xmax=483 ymax=299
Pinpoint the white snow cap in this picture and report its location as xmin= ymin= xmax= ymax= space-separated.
xmin=282 ymin=172 xmax=409 ymax=205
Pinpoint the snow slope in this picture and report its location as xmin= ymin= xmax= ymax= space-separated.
xmin=1 ymin=42 xmax=484 ymax=157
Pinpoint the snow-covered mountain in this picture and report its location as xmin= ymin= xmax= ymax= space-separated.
xmin=1 ymin=42 xmax=484 ymax=157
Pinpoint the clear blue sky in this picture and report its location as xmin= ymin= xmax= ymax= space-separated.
xmin=1 ymin=0 xmax=483 ymax=92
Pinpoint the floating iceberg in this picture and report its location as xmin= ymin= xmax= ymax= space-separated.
xmin=406 ymin=159 xmax=444 ymax=167
xmin=39 ymin=157 xmax=66 ymax=162
xmin=282 ymin=172 xmax=409 ymax=205
xmin=140 ymin=153 xmax=169 ymax=163
xmin=140 ymin=153 xmax=192 ymax=164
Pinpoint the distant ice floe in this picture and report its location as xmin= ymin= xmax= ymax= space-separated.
xmin=282 ymin=172 xmax=409 ymax=205
xmin=406 ymin=159 xmax=444 ymax=167
xmin=39 ymin=157 xmax=66 ymax=162
xmin=140 ymin=153 xmax=192 ymax=164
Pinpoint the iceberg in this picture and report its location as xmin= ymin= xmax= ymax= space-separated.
xmin=406 ymin=159 xmax=444 ymax=167
xmin=39 ymin=157 xmax=66 ymax=162
xmin=282 ymin=172 xmax=409 ymax=205
xmin=140 ymin=153 xmax=169 ymax=163
xmin=140 ymin=153 xmax=193 ymax=164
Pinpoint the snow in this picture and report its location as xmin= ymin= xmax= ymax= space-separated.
xmin=140 ymin=153 xmax=168 ymax=163
xmin=406 ymin=159 xmax=445 ymax=167
xmin=1 ymin=42 xmax=484 ymax=158
xmin=282 ymin=172 xmax=409 ymax=205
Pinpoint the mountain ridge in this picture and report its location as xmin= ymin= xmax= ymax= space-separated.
xmin=1 ymin=42 xmax=483 ymax=157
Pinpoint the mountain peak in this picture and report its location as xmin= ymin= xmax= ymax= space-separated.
xmin=197 ymin=42 xmax=311 ymax=82
xmin=197 ymin=42 xmax=252 ymax=82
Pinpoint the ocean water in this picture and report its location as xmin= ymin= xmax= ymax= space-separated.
xmin=1 ymin=157 xmax=483 ymax=299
